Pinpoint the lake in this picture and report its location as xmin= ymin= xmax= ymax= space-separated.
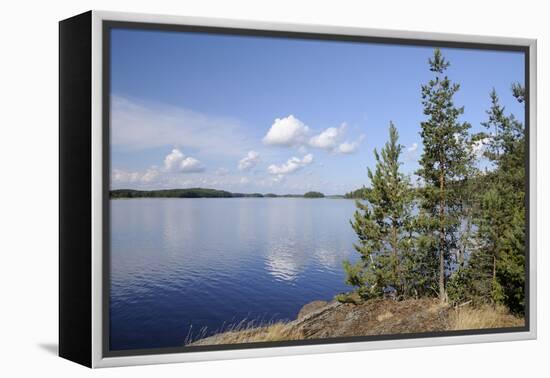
xmin=110 ymin=198 xmax=359 ymax=350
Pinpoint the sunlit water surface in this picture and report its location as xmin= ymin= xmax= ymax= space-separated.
xmin=110 ymin=198 xmax=358 ymax=350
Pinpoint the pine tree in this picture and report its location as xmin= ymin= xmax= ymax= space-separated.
xmin=416 ymin=48 xmax=473 ymax=302
xmin=448 ymin=86 xmax=525 ymax=312
xmin=511 ymin=82 xmax=525 ymax=104
xmin=468 ymin=87 xmax=525 ymax=311
xmin=343 ymin=122 xmax=414 ymax=300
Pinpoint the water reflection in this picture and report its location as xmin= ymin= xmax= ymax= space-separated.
xmin=265 ymin=242 xmax=304 ymax=282
xmin=110 ymin=198 xmax=358 ymax=350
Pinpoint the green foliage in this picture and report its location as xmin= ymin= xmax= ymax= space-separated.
xmin=446 ymin=268 xmax=471 ymax=305
xmin=110 ymin=188 xmax=233 ymax=198
xmin=111 ymin=189 xmax=333 ymax=199
xmin=341 ymin=48 xmax=526 ymax=316
xmin=511 ymin=82 xmax=525 ymax=103
xmin=415 ymin=48 xmax=474 ymax=301
xmin=335 ymin=291 xmax=363 ymax=304
xmin=232 ymin=192 xmax=264 ymax=198
xmin=344 ymin=122 xmax=415 ymax=300
xmin=454 ymin=88 xmax=526 ymax=313
xmin=304 ymin=191 xmax=325 ymax=198
xmin=447 ymin=246 xmax=493 ymax=306
xmin=342 ymin=260 xmax=376 ymax=299
xmin=344 ymin=187 xmax=371 ymax=199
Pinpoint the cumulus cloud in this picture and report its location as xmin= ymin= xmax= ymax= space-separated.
xmin=113 ymin=148 xmax=206 ymax=187
xmin=333 ymin=134 xmax=366 ymax=154
xmin=163 ymin=148 xmax=204 ymax=173
xmin=262 ymin=115 xmax=309 ymax=146
xmin=334 ymin=141 xmax=359 ymax=154
xmin=238 ymin=150 xmax=260 ymax=171
xmin=180 ymin=157 xmax=204 ymax=172
xmin=309 ymin=123 xmax=347 ymax=150
xmin=268 ymin=154 xmax=313 ymax=175
xmin=308 ymin=123 xmax=364 ymax=154
xmin=261 ymin=115 xmax=364 ymax=155
xmin=164 ymin=149 xmax=184 ymax=171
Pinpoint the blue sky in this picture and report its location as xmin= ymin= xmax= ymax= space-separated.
xmin=110 ymin=28 xmax=525 ymax=195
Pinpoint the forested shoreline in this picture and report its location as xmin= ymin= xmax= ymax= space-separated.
xmin=340 ymin=49 xmax=526 ymax=315
xmin=110 ymin=188 xmax=335 ymax=199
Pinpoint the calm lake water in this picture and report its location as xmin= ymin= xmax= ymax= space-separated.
xmin=110 ymin=198 xmax=358 ymax=350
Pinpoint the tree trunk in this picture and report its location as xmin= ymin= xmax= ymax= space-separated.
xmin=439 ymin=159 xmax=446 ymax=303
xmin=392 ymin=223 xmax=399 ymax=293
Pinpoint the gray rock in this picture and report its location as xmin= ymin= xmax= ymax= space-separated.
xmin=297 ymin=300 xmax=329 ymax=320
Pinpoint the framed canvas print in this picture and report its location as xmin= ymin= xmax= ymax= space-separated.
xmin=59 ymin=10 xmax=537 ymax=368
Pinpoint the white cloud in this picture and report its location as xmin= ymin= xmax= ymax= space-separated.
xmin=141 ymin=168 xmax=160 ymax=182
xmin=113 ymin=148 xmax=207 ymax=188
xmin=112 ymin=168 xmax=160 ymax=185
xmin=405 ymin=142 xmax=419 ymax=161
xmin=262 ymin=115 xmax=309 ymax=146
xmin=268 ymin=154 xmax=313 ymax=175
xmin=180 ymin=157 xmax=204 ymax=172
xmin=163 ymin=148 xmax=204 ymax=173
xmin=164 ymin=149 xmax=184 ymax=171
xmin=262 ymin=116 xmax=364 ymax=155
xmin=334 ymin=141 xmax=358 ymax=154
xmin=333 ymin=134 xmax=366 ymax=154
xmin=308 ymin=123 xmax=364 ymax=154
xmin=111 ymin=95 xmax=248 ymax=156
xmin=238 ymin=150 xmax=260 ymax=171
xmin=309 ymin=123 xmax=347 ymax=150
xmin=472 ymin=137 xmax=492 ymax=158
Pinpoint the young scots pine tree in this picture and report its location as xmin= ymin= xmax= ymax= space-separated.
xmin=343 ymin=122 xmax=414 ymax=300
xmin=416 ymin=48 xmax=473 ymax=302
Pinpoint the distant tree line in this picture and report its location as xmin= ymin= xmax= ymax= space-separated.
xmin=111 ymin=188 xmax=327 ymax=199
xmin=342 ymin=49 xmax=526 ymax=314
xmin=110 ymin=188 xmax=234 ymax=198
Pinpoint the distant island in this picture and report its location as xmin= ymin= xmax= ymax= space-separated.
xmin=110 ymin=188 xmax=347 ymax=199
xmin=303 ymin=191 xmax=324 ymax=198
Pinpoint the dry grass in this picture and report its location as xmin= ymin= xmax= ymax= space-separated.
xmin=428 ymin=301 xmax=447 ymax=314
xmin=191 ymin=321 xmax=303 ymax=345
xmin=448 ymin=304 xmax=524 ymax=331
xmin=189 ymin=300 xmax=525 ymax=346
xmin=226 ymin=322 xmax=301 ymax=343
xmin=376 ymin=311 xmax=394 ymax=322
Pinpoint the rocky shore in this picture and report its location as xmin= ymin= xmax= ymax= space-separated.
xmin=189 ymin=298 xmax=524 ymax=346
